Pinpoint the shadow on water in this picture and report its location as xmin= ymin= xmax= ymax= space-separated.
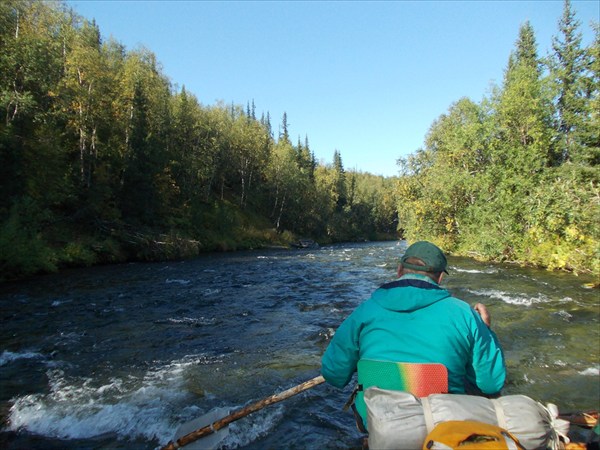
xmin=1 ymin=242 xmax=598 ymax=449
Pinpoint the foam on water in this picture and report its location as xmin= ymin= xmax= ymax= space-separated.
xmin=464 ymin=288 xmax=550 ymax=306
xmin=0 ymin=350 xmax=44 ymax=366
xmin=165 ymin=279 xmax=191 ymax=285
xmin=451 ymin=267 xmax=498 ymax=274
xmin=51 ymin=299 xmax=72 ymax=307
xmin=162 ymin=317 xmax=218 ymax=326
xmin=224 ymin=405 xmax=284 ymax=448
xmin=553 ymin=310 xmax=573 ymax=321
xmin=203 ymin=288 xmax=221 ymax=296
xmin=579 ymin=366 xmax=600 ymax=376
xmin=6 ymin=354 xmax=220 ymax=446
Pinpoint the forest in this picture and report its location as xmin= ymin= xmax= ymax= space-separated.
xmin=397 ymin=2 xmax=599 ymax=276
xmin=0 ymin=0 xmax=598 ymax=282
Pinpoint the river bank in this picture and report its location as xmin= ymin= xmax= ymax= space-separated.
xmin=2 ymin=218 xmax=596 ymax=286
xmin=0 ymin=210 xmax=399 ymax=283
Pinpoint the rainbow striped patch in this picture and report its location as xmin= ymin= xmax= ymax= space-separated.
xmin=358 ymin=360 xmax=448 ymax=397
xmin=353 ymin=360 xmax=448 ymax=430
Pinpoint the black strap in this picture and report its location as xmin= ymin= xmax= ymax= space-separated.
xmin=380 ymin=279 xmax=443 ymax=291
xmin=343 ymin=384 xmax=359 ymax=411
xmin=344 ymin=384 xmax=367 ymax=433
xmin=351 ymin=402 xmax=368 ymax=434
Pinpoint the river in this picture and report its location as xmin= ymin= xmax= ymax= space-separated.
xmin=1 ymin=241 xmax=598 ymax=449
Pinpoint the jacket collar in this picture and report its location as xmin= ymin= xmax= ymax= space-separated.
xmin=380 ymin=273 xmax=442 ymax=291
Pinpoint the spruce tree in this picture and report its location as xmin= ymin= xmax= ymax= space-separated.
xmin=280 ymin=111 xmax=290 ymax=143
xmin=333 ymin=150 xmax=347 ymax=210
xmin=550 ymin=0 xmax=588 ymax=164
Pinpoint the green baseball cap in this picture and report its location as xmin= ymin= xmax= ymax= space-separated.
xmin=401 ymin=241 xmax=449 ymax=274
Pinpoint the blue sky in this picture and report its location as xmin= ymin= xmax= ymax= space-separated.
xmin=67 ymin=1 xmax=599 ymax=177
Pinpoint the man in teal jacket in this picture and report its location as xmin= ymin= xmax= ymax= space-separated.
xmin=321 ymin=241 xmax=506 ymax=427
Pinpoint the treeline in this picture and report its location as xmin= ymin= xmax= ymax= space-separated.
xmin=1 ymin=1 xmax=598 ymax=282
xmin=396 ymin=1 xmax=599 ymax=274
xmin=0 ymin=1 xmax=398 ymax=281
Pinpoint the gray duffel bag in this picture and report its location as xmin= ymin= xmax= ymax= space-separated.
xmin=364 ymin=387 xmax=570 ymax=450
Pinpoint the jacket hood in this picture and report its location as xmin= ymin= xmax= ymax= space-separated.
xmin=371 ymin=274 xmax=451 ymax=312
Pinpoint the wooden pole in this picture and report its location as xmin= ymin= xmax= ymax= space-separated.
xmin=161 ymin=375 xmax=325 ymax=450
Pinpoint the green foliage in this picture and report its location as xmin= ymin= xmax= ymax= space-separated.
xmin=2 ymin=0 xmax=596 ymax=281
xmin=550 ymin=0 xmax=589 ymax=165
xmin=395 ymin=4 xmax=599 ymax=275
xmin=61 ymin=241 xmax=98 ymax=267
xmin=0 ymin=198 xmax=56 ymax=281
xmin=0 ymin=1 xmax=398 ymax=282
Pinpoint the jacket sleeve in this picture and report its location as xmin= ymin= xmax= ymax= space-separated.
xmin=467 ymin=308 xmax=506 ymax=395
xmin=320 ymin=309 xmax=362 ymax=388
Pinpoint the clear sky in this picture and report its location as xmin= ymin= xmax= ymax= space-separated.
xmin=66 ymin=1 xmax=599 ymax=177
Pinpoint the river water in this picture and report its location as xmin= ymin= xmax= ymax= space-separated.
xmin=1 ymin=241 xmax=598 ymax=449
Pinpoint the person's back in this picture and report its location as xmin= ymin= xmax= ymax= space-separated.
xmin=320 ymin=241 xmax=506 ymax=426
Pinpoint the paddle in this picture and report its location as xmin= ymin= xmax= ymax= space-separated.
xmin=161 ymin=375 xmax=325 ymax=450
xmin=558 ymin=410 xmax=598 ymax=428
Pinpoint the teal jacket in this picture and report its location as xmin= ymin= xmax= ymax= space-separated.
xmin=321 ymin=274 xmax=506 ymax=395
